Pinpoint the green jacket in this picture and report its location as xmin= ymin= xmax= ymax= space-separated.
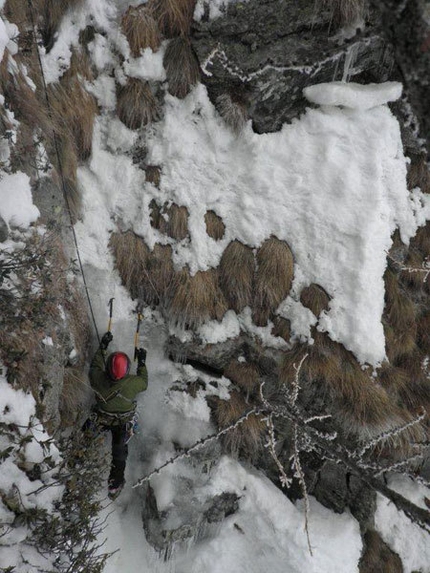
xmin=89 ymin=348 xmax=148 ymax=414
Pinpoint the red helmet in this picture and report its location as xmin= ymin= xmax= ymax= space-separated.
xmin=107 ymin=352 xmax=131 ymax=381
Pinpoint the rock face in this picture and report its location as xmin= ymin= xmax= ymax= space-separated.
xmin=378 ymin=0 xmax=430 ymax=154
xmin=0 ymin=215 xmax=8 ymax=242
xmin=192 ymin=0 xmax=397 ymax=133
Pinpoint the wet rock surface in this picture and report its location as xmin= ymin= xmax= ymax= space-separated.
xmin=192 ymin=0 xmax=397 ymax=133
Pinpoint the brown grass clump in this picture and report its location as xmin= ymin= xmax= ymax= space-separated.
xmin=383 ymin=268 xmax=417 ymax=361
xmin=146 ymin=165 xmax=162 ymax=187
xmin=253 ymin=237 xmax=294 ymax=326
xmin=399 ymin=250 xmax=427 ymax=289
xmin=224 ymin=360 xmax=260 ymax=395
xmin=378 ymin=361 xmax=430 ymax=415
xmin=219 ymin=240 xmax=255 ymax=313
xmin=358 ymin=530 xmax=403 ymax=573
xmin=48 ymin=76 xmax=98 ymax=161
xmin=147 ymin=0 xmax=196 ymax=37
xmin=121 ymin=5 xmax=161 ymax=57
xmin=37 ymin=0 xmax=85 ymax=52
xmin=167 ymin=267 xmax=227 ymax=328
xmin=110 ymin=233 xmax=175 ymax=307
xmin=417 ymin=311 xmax=430 ymax=354
xmin=271 ymin=316 xmax=291 ymax=342
xmin=215 ymin=93 xmax=248 ymax=134
xmin=385 ymin=291 xmax=417 ymax=340
xmin=116 ymin=78 xmax=159 ymax=129
xmin=145 ymin=243 xmax=175 ymax=305
xmin=163 ymin=37 xmax=200 ymax=99
xmin=60 ymin=367 xmax=90 ymax=427
xmin=279 ymin=333 xmax=403 ymax=432
xmin=0 ymin=66 xmax=54 ymax=138
xmin=213 ymin=391 xmax=265 ymax=458
xmin=109 ymin=231 xmax=151 ymax=301
xmin=384 ymin=324 xmax=416 ymax=364
xmin=63 ymin=48 xmax=94 ymax=83
xmin=407 ymin=152 xmax=430 ymax=194
xmin=324 ymin=0 xmax=366 ymax=27
xmin=150 ymin=201 xmax=189 ymax=240
xmin=205 ymin=210 xmax=225 ymax=241
xmin=299 ymin=283 xmax=331 ymax=317
xmin=410 ymin=225 xmax=430 ymax=258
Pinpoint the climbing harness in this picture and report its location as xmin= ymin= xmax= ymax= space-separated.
xmin=125 ymin=412 xmax=140 ymax=444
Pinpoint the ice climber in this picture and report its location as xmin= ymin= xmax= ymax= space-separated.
xmin=86 ymin=331 xmax=148 ymax=499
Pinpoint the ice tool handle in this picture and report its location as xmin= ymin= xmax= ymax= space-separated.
xmin=107 ymin=298 xmax=115 ymax=333
xmin=134 ymin=310 xmax=143 ymax=362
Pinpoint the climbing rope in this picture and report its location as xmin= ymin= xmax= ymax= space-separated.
xmin=26 ymin=0 xmax=102 ymax=346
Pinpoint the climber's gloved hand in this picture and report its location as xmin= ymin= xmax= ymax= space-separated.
xmin=100 ymin=331 xmax=113 ymax=350
xmin=136 ymin=347 xmax=147 ymax=367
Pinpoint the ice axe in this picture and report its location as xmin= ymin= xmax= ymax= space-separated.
xmin=134 ymin=305 xmax=143 ymax=362
xmin=107 ymin=298 xmax=114 ymax=333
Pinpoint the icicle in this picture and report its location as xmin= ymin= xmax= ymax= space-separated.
xmin=341 ymin=44 xmax=358 ymax=83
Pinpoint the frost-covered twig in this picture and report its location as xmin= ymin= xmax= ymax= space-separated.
xmin=387 ymin=253 xmax=430 ymax=282
xmin=133 ymin=406 xmax=262 ymax=488
xmin=263 ymin=413 xmax=291 ymax=488
xmin=353 ymin=409 xmax=427 ymax=459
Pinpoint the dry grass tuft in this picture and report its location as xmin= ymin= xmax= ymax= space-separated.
xmin=167 ymin=267 xmax=227 ymax=328
xmin=116 ymin=78 xmax=159 ymax=130
xmin=146 ymin=165 xmax=162 ymax=187
xmin=109 ymin=231 xmax=151 ymax=301
xmin=407 ymin=152 xmax=430 ymax=194
xmin=383 ymin=267 xmax=417 ymax=361
xmin=4 ymin=0 xmax=29 ymax=25
xmin=417 ymin=311 xmax=430 ymax=354
xmin=60 ymin=367 xmax=90 ymax=427
xmin=279 ymin=333 xmax=404 ymax=432
xmin=399 ymin=250 xmax=427 ymax=289
xmin=205 ymin=210 xmax=225 ymax=241
xmin=122 ymin=5 xmax=161 ymax=57
xmin=48 ymin=76 xmax=98 ymax=161
xmin=359 ymin=530 xmax=403 ymax=573
xmin=63 ymin=48 xmax=94 ymax=82
xmin=110 ymin=233 xmax=175 ymax=307
xmin=146 ymin=243 xmax=175 ymax=305
xmin=215 ymin=94 xmax=248 ymax=134
xmin=35 ymin=0 xmax=85 ymax=52
xmin=163 ymin=37 xmax=200 ymax=99
xmin=213 ymin=392 xmax=265 ymax=458
xmin=410 ymin=224 xmax=430 ymax=258
xmin=219 ymin=240 xmax=255 ymax=313
xmin=324 ymin=0 xmax=367 ymax=28
xmin=147 ymin=0 xmax=196 ymax=37
xmin=299 ymin=283 xmax=331 ymax=317
xmin=378 ymin=361 xmax=429 ymax=416
xmin=215 ymin=93 xmax=248 ymax=134
xmin=253 ymin=237 xmax=294 ymax=326
xmin=224 ymin=360 xmax=260 ymax=394
xmin=150 ymin=201 xmax=189 ymax=240
xmin=0 ymin=66 xmax=53 ymax=137
xmin=385 ymin=290 xmax=417 ymax=340
xmin=271 ymin=316 xmax=291 ymax=342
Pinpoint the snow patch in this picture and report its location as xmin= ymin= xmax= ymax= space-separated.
xmin=0 ymin=172 xmax=39 ymax=228
xmin=375 ymin=475 xmax=430 ymax=573
xmin=303 ymin=81 xmax=403 ymax=110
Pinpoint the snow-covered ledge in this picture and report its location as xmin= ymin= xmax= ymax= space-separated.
xmin=303 ymin=81 xmax=403 ymax=110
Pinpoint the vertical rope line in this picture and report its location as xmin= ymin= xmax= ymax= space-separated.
xmin=26 ymin=0 xmax=102 ymax=348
